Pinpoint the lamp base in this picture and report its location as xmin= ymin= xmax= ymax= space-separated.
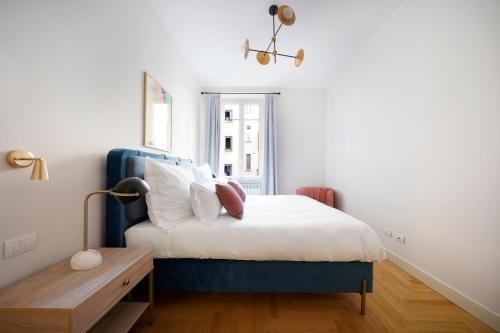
xmin=70 ymin=249 xmax=103 ymax=270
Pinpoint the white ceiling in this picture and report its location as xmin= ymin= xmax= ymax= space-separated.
xmin=150 ymin=0 xmax=403 ymax=88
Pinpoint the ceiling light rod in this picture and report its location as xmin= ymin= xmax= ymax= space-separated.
xmin=248 ymin=48 xmax=297 ymax=60
xmin=243 ymin=4 xmax=304 ymax=67
xmin=262 ymin=6 xmax=285 ymax=61
xmin=263 ymin=23 xmax=284 ymax=56
xmin=201 ymin=92 xmax=280 ymax=95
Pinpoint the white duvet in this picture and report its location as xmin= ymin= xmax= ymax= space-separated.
xmin=125 ymin=195 xmax=386 ymax=262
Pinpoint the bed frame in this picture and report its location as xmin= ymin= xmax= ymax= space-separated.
xmin=105 ymin=149 xmax=372 ymax=314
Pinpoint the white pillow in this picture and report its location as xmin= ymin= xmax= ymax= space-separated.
xmin=190 ymin=182 xmax=222 ymax=224
xmin=144 ymin=158 xmax=195 ymax=229
xmin=191 ymin=163 xmax=213 ymax=183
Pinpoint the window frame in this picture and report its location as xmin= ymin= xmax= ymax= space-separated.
xmin=221 ymin=97 xmax=264 ymax=182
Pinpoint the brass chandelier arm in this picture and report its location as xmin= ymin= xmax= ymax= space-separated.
xmin=264 ymin=22 xmax=283 ymax=56
xmin=249 ymin=48 xmax=297 ymax=59
xmin=277 ymin=53 xmax=297 ymax=58
xmin=272 ymin=15 xmax=277 ymax=63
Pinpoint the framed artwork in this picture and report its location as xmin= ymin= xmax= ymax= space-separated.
xmin=143 ymin=72 xmax=172 ymax=152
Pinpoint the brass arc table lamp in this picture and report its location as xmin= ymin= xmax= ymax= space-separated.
xmin=70 ymin=177 xmax=150 ymax=270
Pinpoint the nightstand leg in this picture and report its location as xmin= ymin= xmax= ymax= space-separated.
xmin=149 ymin=270 xmax=154 ymax=324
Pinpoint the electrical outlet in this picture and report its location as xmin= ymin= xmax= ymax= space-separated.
xmin=3 ymin=233 xmax=37 ymax=259
xmin=384 ymin=228 xmax=392 ymax=238
xmin=394 ymin=232 xmax=405 ymax=244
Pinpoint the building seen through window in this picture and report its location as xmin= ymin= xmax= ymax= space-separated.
xmin=225 ymin=136 xmax=232 ymax=151
xmin=224 ymin=164 xmax=232 ymax=176
xmin=221 ymin=98 xmax=263 ymax=194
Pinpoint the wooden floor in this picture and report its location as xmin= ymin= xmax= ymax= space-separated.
xmin=131 ymin=260 xmax=493 ymax=333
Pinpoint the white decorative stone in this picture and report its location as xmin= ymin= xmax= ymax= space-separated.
xmin=70 ymin=249 xmax=103 ymax=270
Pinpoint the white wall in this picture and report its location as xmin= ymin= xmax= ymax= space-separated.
xmin=278 ymin=88 xmax=326 ymax=194
xmin=203 ymin=87 xmax=327 ymax=195
xmin=326 ymin=0 xmax=500 ymax=318
xmin=0 ymin=0 xmax=199 ymax=288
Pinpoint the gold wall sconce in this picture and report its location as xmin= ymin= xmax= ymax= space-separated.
xmin=5 ymin=150 xmax=49 ymax=180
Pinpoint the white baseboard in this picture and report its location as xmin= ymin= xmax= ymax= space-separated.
xmin=385 ymin=250 xmax=500 ymax=332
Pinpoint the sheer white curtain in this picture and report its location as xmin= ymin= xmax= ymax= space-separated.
xmin=202 ymin=93 xmax=221 ymax=174
xmin=262 ymin=94 xmax=278 ymax=195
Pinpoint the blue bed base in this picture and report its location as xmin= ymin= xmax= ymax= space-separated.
xmin=105 ymin=149 xmax=373 ymax=304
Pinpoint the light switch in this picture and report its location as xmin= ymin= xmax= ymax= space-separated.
xmin=3 ymin=233 xmax=37 ymax=259
xmin=12 ymin=240 xmax=21 ymax=252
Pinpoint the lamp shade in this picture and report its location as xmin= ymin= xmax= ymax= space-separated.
xmin=243 ymin=39 xmax=250 ymax=59
xmin=295 ymin=49 xmax=304 ymax=67
xmin=31 ymin=159 xmax=49 ymax=180
xmin=256 ymin=51 xmax=271 ymax=65
xmin=277 ymin=5 xmax=295 ymax=26
xmin=111 ymin=177 xmax=150 ymax=204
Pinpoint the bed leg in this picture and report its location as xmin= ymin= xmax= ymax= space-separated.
xmin=360 ymin=279 xmax=367 ymax=315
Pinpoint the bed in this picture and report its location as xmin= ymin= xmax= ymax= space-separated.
xmin=105 ymin=148 xmax=386 ymax=315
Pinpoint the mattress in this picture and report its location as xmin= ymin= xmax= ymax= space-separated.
xmin=125 ymin=195 xmax=386 ymax=262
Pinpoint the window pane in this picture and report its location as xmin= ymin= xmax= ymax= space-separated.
xmin=225 ymin=136 xmax=232 ymax=151
xmin=225 ymin=104 xmax=239 ymax=120
xmin=245 ymin=104 xmax=259 ymax=119
xmin=242 ymin=104 xmax=260 ymax=177
xmin=245 ymin=154 xmax=251 ymax=170
xmin=221 ymin=99 xmax=262 ymax=194
xmin=222 ymin=104 xmax=240 ymax=177
xmin=224 ymin=164 xmax=232 ymax=176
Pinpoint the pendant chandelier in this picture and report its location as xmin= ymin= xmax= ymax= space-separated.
xmin=243 ymin=4 xmax=304 ymax=67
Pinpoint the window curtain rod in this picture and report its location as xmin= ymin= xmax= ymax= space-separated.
xmin=201 ymin=92 xmax=280 ymax=95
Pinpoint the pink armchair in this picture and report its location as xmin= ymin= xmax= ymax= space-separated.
xmin=296 ymin=186 xmax=335 ymax=207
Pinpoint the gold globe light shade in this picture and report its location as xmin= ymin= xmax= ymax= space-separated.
xmin=295 ymin=49 xmax=304 ymax=67
xmin=256 ymin=51 xmax=271 ymax=65
xmin=243 ymin=39 xmax=250 ymax=59
xmin=278 ymin=5 xmax=296 ymax=26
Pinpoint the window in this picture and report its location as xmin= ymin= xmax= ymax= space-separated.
xmin=225 ymin=136 xmax=232 ymax=151
xmin=245 ymin=154 xmax=251 ymax=171
xmin=224 ymin=164 xmax=232 ymax=176
xmin=221 ymin=97 xmax=264 ymax=194
xmin=245 ymin=125 xmax=252 ymax=142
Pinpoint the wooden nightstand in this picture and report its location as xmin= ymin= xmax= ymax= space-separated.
xmin=0 ymin=247 xmax=154 ymax=333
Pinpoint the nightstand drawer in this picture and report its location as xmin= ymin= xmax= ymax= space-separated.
xmin=73 ymin=252 xmax=153 ymax=333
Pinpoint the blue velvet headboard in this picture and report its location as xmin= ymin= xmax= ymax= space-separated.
xmin=105 ymin=148 xmax=192 ymax=247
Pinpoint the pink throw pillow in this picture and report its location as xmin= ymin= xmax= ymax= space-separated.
xmin=228 ymin=179 xmax=246 ymax=202
xmin=216 ymin=183 xmax=244 ymax=219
